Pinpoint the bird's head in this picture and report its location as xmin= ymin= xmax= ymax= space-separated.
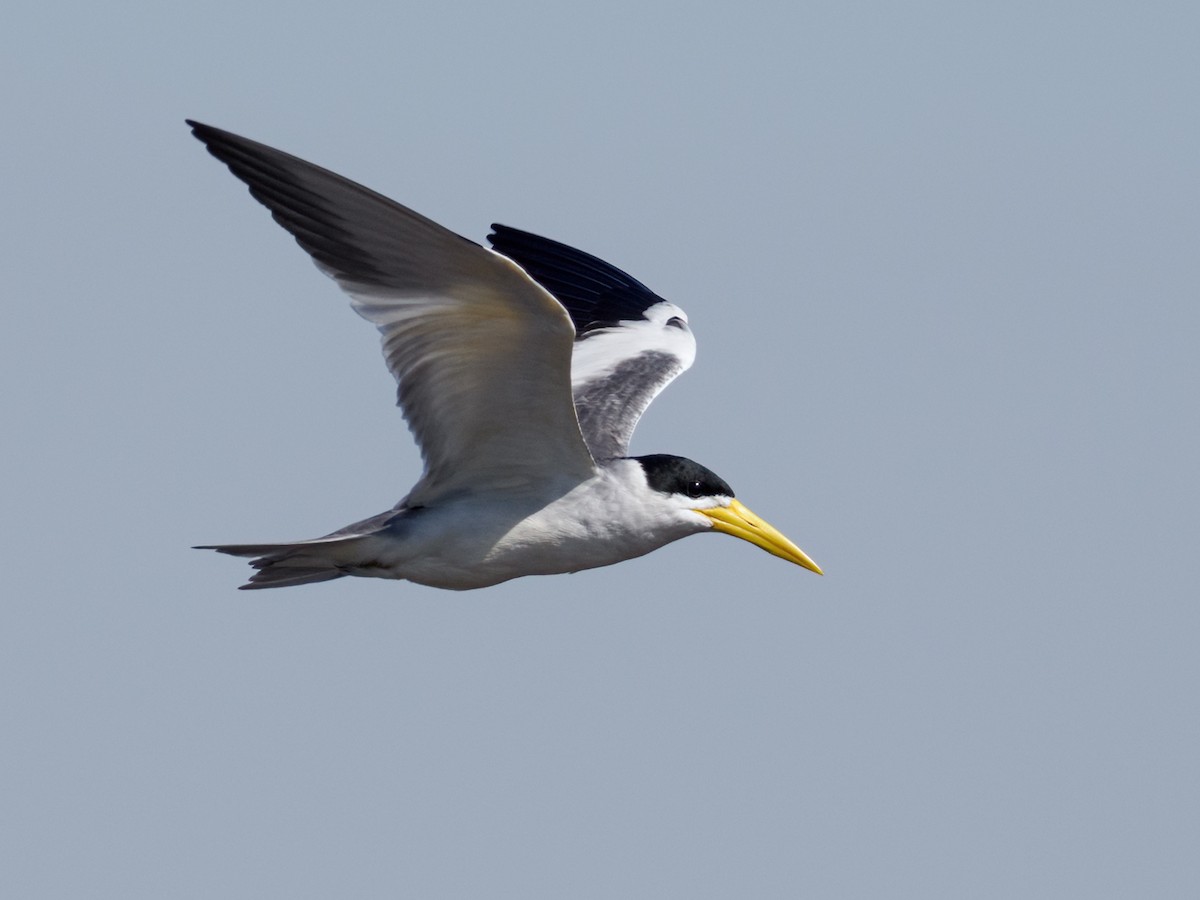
xmin=634 ymin=454 xmax=822 ymax=574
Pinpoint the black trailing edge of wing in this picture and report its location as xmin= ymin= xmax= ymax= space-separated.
xmin=488 ymin=224 xmax=667 ymax=337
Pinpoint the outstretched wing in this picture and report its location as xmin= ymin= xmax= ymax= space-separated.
xmin=188 ymin=122 xmax=596 ymax=506
xmin=487 ymin=225 xmax=696 ymax=460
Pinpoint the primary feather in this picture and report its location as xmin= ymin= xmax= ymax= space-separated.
xmin=188 ymin=121 xmax=596 ymax=508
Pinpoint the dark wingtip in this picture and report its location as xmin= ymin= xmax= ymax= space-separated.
xmin=185 ymin=120 xmax=245 ymax=154
xmin=185 ymin=120 xmax=229 ymax=156
xmin=185 ymin=118 xmax=212 ymax=138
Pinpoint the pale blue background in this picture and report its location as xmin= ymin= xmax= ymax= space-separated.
xmin=3 ymin=1 xmax=1197 ymax=897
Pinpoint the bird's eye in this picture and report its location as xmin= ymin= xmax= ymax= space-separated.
xmin=666 ymin=316 xmax=687 ymax=330
xmin=688 ymin=480 xmax=704 ymax=498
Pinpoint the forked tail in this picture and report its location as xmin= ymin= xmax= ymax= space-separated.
xmin=195 ymin=541 xmax=351 ymax=589
xmin=196 ymin=511 xmax=399 ymax=590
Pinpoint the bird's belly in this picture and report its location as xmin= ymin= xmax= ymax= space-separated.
xmin=365 ymin=488 xmax=685 ymax=590
xmin=398 ymin=522 xmax=667 ymax=589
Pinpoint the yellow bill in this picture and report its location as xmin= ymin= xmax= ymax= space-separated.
xmin=699 ymin=499 xmax=823 ymax=575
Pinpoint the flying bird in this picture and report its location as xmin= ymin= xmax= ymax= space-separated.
xmin=187 ymin=121 xmax=822 ymax=590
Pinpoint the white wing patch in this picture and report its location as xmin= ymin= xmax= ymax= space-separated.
xmin=485 ymin=225 xmax=699 ymax=460
xmin=570 ymin=301 xmax=696 ymax=459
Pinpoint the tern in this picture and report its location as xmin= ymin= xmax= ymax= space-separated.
xmin=187 ymin=121 xmax=822 ymax=590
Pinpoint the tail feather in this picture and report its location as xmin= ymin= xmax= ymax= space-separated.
xmin=193 ymin=540 xmax=348 ymax=589
xmin=197 ymin=510 xmax=406 ymax=590
xmin=241 ymin=566 xmax=346 ymax=590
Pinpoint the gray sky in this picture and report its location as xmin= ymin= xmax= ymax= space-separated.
xmin=3 ymin=1 xmax=1197 ymax=897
